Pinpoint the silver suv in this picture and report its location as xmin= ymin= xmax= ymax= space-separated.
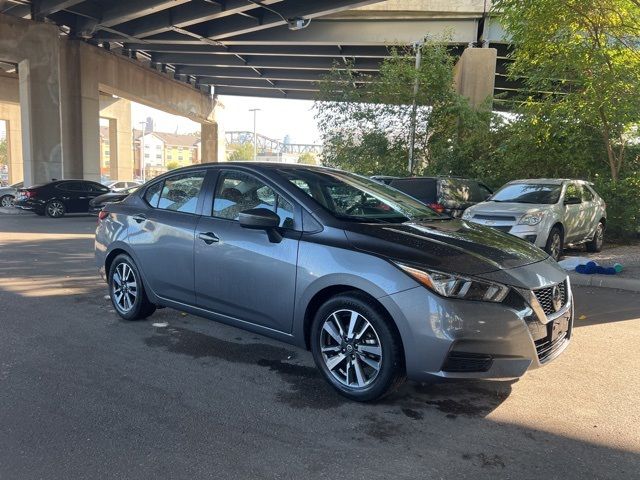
xmin=463 ymin=179 xmax=606 ymax=260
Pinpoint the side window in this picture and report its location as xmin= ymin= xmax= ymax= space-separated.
xmin=212 ymin=170 xmax=295 ymax=227
xmin=582 ymin=185 xmax=594 ymax=202
xmin=144 ymin=182 xmax=163 ymax=208
xmin=157 ymin=172 xmax=205 ymax=214
xmin=565 ymin=183 xmax=582 ymax=202
xmin=86 ymin=182 xmax=109 ymax=193
xmin=57 ymin=181 xmax=83 ymax=191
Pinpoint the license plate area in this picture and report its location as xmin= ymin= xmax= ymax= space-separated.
xmin=551 ymin=314 xmax=570 ymax=342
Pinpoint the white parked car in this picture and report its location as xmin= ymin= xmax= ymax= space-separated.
xmin=462 ymin=179 xmax=606 ymax=260
xmin=0 ymin=181 xmax=23 ymax=208
xmin=104 ymin=180 xmax=143 ymax=192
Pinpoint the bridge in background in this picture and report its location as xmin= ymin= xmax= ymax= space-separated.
xmin=225 ymin=131 xmax=322 ymax=155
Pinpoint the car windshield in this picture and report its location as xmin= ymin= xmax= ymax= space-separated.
xmin=491 ymin=183 xmax=562 ymax=204
xmin=277 ymin=168 xmax=445 ymax=223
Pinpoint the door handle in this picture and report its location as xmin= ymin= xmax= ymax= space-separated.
xmin=198 ymin=232 xmax=219 ymax=244
xmin=132 ymin=214 xmax=147 ymax=223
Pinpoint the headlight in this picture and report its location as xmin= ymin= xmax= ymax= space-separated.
xmin=395 ymin=263 xmax=509 ymax=303
xmin=518 ymin=212 xmax=545 ymax=226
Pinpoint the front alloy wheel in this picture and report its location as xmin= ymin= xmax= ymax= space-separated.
xmin=311 ymin=292 xmax=405 ymax=402
xmin=320 ymin=309 xmax=382 ymax=389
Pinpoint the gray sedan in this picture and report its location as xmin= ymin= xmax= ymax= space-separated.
xmin=95 ymin=164 xmax=573 ymax=401
xmin=0 ymin=181 xmax=22 ymax=208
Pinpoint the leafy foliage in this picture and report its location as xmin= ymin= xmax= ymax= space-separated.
xmin=227 ymin=142 xmax=255 ymax=161
xmin=165 ymin=160 xmax=180 ymax=171
xmin=315 ymin=42 xmax=494 ymax=176
xmin=494 ymin=0 xmax=640 ymax=180
xmin=0 ymin=139 xmax=7 ymax=166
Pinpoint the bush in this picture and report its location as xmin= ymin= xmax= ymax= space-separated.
xmin=593 ymin=175 xmax=640 ymax=240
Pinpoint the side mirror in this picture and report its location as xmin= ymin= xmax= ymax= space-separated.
xmin=239 ymin=208 xmax=282 ymax=243
xmin=564 ymin=197 xmax=581 ymax=205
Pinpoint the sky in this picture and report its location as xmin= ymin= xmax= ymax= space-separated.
xmin=131 ymin=95 xmax=320 ymax=145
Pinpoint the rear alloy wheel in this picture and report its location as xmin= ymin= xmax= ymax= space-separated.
xmin=311 ymin=292 xmax=405 ymax=402
xmin=45 ymin=200 xmax=66 ymax=218
xmin=586 ymin=222 xmax=604 ymax=253
xmin=108 ymin=254 xmax=156 ymax=321
xmin=0 ymin=195 xmax=14 ymax=208
xmin=545 ymin=226 xmax=563 ymax=260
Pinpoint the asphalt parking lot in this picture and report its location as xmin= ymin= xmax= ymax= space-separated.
xmin=1 ymin=213 xmax=639 ymax=479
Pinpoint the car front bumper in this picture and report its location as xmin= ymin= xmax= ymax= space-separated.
xmin=379 ymin=270 xmax=573 ymax=382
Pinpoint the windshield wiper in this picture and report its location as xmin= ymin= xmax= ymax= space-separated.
xmin=334 ymin=215 xmax=390 ymax=224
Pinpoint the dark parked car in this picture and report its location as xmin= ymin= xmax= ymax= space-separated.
xmin=15 ymin=180 xmax=110 ymax=217
xmin=96 ymin=164 xmax=572 ymax=401
xmin=389 ymin=176 xmax=493 ymax=217
xmin=89 ymin=185 xmax=140 ymax=214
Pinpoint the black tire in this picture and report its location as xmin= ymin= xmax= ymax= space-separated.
xmin=0 ymin=195 xmax=14 ymax=208
xmin=545 ymin=226 xmax=564 ymax=260
xmin=45 ymin=200 xmax=66 ymax=218
xmin=108 ymin=254 xmax=156 ymax=321
xmin=310 ymin=291 xmax=405 ymax=402
xmin=586 ymin=221 xmax=604 ymax=253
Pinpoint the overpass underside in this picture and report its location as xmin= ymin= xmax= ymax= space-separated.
xmin=0 ymin=1 xmax=511 ymax=185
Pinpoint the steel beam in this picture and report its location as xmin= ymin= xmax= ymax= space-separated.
xmin=201 ymin=0 xmax=381 ymax=40
xmin=209 ymin=19 xmax=482 ymax=45
xmin=214 ymin=85 xmax=319 ymax=100
xmin=195 ymin=68 xmax=368 ymax=82
xmin=99 ymin=0 xmax=192 ymax=28
xmin=113 ymin=0 xmax=283 ymax=39
xmin=157 ymin=53 xmax=382 ymax=70
xmin=33 ymin=0 xmax=84 ymax=17
xmin=123 ymin=43 xmax=396 ymax=58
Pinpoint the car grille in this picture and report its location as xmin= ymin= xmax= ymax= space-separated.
xmin=472 ymin=214 xmax=517 ymax=221
xmin=535 ymin=330 xmax=570 ymax=363
xmin=533 ymin=281 xmax=568 ymax=316
xmin=491 ymin=225 xmax=513 ymax=233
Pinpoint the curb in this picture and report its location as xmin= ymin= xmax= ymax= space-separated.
xmin=569 ymin=272 xmax=640 ymax=293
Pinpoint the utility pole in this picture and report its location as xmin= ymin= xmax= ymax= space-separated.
xmin=138 ymin=121 xmax=147 ymax=182
xmin=249 ymin=108 xmax=261 ymax=161
xmin=408 ymin=40 xmax=424 ymax=175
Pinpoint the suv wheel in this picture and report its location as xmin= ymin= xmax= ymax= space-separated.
xmin=45 ymin=200 xmax=66 ymax=218
xmin=545 ymin=226 xmax=564 ymax=260
xmin=310 ymin=292 xmax=405 ymax=402
xmin=108 ymin=254 xmax=156 ymax=320
xmin=586 ymin=222 xmax=604 ymax=252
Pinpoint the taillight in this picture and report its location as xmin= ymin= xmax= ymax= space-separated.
xmin=428 ymin=202 xmax=445 ymax=214
xmin=25 ymin=190 xmax=36 ymax=198
xmin=98 ymin=210 xmax=109 ymax=221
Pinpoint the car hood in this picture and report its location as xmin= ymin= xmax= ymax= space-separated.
xmin=468 ymin=201 xmax=550 ymax=216
xmin=343 ymin=219 xmax=549 ymax=276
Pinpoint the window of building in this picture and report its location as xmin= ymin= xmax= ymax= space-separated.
xmin=144 ymin=154 xmax=150 ymax=158
xmin=156 ymin=154 xmax=162 ymax=159
xmin=178 ymin=156 xmax=183 ymax=161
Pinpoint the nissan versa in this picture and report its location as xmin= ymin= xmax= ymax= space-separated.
xmin=95 ymin=164 xmax=574 ymax=401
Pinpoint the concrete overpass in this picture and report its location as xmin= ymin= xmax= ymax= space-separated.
xmin=0 ymin=1 xmax=507 ymax=186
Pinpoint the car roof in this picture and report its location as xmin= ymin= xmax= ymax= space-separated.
xmin=504 ymin=178 xmax=587 ymax=185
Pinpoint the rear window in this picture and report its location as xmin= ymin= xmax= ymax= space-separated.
xmin=440 ymin=179 xmax=492 ymax=203
xmin=389 ymin=178 xmax=437 ymax=203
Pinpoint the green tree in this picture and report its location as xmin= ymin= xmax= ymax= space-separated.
xmin=297 ymin=152 xmax=317 ymax=165
xmin=165 ymin=160 xmax=180 ymax=170
xmin=315 ymin=42 xmax=492 ymax=176
xmin=494 ymin=0 xmax=640 ymax=181
xmin=227 ymin=142 xmax=255 ymax=161
xmin=0 ymin=139 xmax=7 ymax=166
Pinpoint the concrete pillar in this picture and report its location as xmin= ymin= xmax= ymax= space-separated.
xmin=100 ymin=95 xmax=133 ymax=180
xmin=0 ymin=103 xmax=23 ymax=183
xmin=200 ymin=122 xmax=219 ymax=163
xmin=453 ymin=47 xmax=497 ymax=109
